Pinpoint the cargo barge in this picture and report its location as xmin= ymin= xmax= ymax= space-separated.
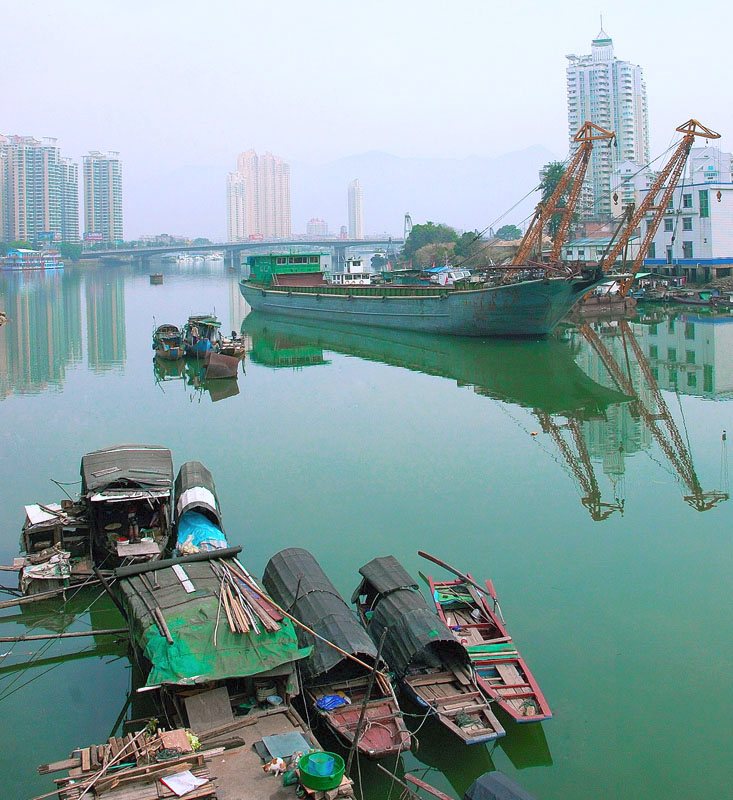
xmin=239 ymin=253 xmax=604 ymax=337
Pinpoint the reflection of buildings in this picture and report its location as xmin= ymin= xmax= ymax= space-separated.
xmin=229 ymin=275 xmax=250 ymax=335
xmin=85 ymin=271 xmax=126 ymax=371
xmin=571 ymin=321 xmax=654 ymax=483
xmin=570 ymin=316 xmax=728 ymax=512
xmin=0 ymin=271 xmax=82 ymax=398
xmin=631 ymin=315 xmax=733 ymax=398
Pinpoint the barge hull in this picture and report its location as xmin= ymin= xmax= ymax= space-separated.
xmin=240 ymin=275 xmax=604 ymax=337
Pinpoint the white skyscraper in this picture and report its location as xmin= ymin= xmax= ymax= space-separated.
xmin=83 ymin=151 xmax=123 ymax=243
xmin=348 ymin=179 xmax=363 ymax=238
xmin=566 ymin=28 xmax=649 ymax=218
xmin=227 ymin=150 xmax=291 ymax=241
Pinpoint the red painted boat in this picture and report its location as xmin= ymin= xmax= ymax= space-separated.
xmin=262 ymin=548 xmax=411 ymax=758
xmin=420 ymin=551 xmax=551 ymax=724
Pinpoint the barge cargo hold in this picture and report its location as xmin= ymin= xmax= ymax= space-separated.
xmin=239 ymin=272 xmax=605 ymax=337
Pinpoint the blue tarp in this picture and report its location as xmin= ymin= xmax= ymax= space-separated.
xmin=176 ymin=510 xmax=227 ymax=553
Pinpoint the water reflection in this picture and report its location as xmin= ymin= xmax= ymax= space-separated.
xmin=152 ymin=357 xmax=241 ymax=402
xmin=85 ymin=270 xmax=126 ymax=371
xmin=572 ymin=318 xmax=729 ymax=513
xmin=0 ymin=271 xmax=82 ymax=399
xmin=243 ymin=312 xmax=729 ymax=518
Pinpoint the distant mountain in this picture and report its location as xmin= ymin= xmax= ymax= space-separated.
xmin=124 ymin=145 xmax=557 ymax=240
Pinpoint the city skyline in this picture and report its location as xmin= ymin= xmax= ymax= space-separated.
xmin=3 ymin=1 xmax=731 ymax=240
xmin=227 ymin=149 xmax=291 ymax=241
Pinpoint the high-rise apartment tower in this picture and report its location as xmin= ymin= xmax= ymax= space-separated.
xmin=0 ymin=135 xmax=80 ymax=243
xmin=347 ymin=178 xmax=363 ymax=238
xmin=227 ymin=150 xmax=291 ymax=241
xmin=566 ymin=28 xmax=649 ymax=218
xmin=83 ymin=151 xmax=123 ymax=244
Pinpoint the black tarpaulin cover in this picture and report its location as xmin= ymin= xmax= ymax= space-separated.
xmin=263 ymin=548 xmax=378 ymax=681
xmin=463 ymin=771 xmax=538 ymax=800
xmin=174 ymin=460 xmax=222 ymax=526
xmin=81 ymin=444 xmax=173 ymax=493
xmin=362 ymin=564 xmax=467 ymax=680
xmin=350 ymin=554 xmax=419 ymax=603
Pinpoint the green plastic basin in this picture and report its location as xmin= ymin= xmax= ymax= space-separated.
xmin=298 ymin=751 xmax=345 ymax=790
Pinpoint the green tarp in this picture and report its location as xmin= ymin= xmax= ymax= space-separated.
xmin=119 ymin=557 xmax=311 ymax=686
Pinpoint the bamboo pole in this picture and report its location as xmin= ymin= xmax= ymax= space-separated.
xmin=346 ymin=629 xmax=386 ymax=777
xmin=233 ymin=570 xmax=386 ymax=678
xmin=0 ymin=581 xmax=100 ymax=610
xmin=0 ymin=628 xmax=128 ymax=643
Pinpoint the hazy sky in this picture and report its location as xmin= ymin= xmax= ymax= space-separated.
xmin=3 ymin=0 xmax=731 ymax=237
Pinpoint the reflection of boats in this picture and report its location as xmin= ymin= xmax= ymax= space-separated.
xmin=202 ymin=349 xmax=239 ymax=379
xmin=152 ymin=323 xmax=185 ymax=360
xmin=263 ymin=548 xmax=411 ymax=758
xmin=497 ymin=719 xmax=552 ymax=770
xmin=243 ymin=313 xmax=627 ymax=416
xmin=352 ymin=556 xmax=505 ymax=745
xmin=152 ymin=355 xmax=239 ymax=402
xmin=422 ymin=552 xmax=551 ymax=724
xmin=182 ymin=313 xmax=222 ymax=357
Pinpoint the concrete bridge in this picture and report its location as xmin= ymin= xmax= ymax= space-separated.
xmin=80 ymin=238 xmax=404 ymax=268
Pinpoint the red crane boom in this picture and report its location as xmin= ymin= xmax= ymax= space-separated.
xmin=511 ymin=121 xmax=616 ymax=268
xmin=600 ymin=119 xmax=720 ymax=296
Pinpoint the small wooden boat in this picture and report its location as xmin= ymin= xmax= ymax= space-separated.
xmin=183 ymin=314 xmax=222 ymax=357
xmin=420 ymin=551 xmax=551 ymax=724
xmin=173 ymin=461 xmax=227 ymax=555
xmin=81 ymin=444 xmax=175 ymax=565
xmin=263 ymin=548 xmax=411 ymax=758
xmin=352 ymin=555 xmax=505 ymax=745
xmin=220 ymin=330 xmax=247 ymax=358
xmin=149 ymin=273 xmax=164 ymax=284
xmin=152 ymin=323 xmax=185 ymax=360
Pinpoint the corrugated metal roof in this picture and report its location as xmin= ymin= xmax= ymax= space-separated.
xmin=81 ymin=444 xmax=173 ymax=493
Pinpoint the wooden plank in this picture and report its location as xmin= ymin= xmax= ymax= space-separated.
xmin=184 ymin=686 xmax=233 ymax=734
xmin=160 ymin=728 xmax=193 ymax=753
xmin=37 ymin=757 xmax=81 ymax=775
xmin=80 ymin=748 xmax=90 ymax=772
xmin=404 ymin=774 xmax=453 ymax=800
xmin=408 ymin=672 xmax=454 ymax=687
xmin=450 ymin=664 xmax=471 ymax=686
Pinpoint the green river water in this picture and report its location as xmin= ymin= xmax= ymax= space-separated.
xmin=1 ymin=262 xmax=731 ymax=800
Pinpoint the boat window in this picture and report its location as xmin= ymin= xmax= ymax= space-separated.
xmin=277 ymin=257 xmax=286 ymax=264
xmin=309 ymin=256 xmax=319 ymax=264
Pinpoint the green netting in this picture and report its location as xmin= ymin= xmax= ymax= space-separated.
xmin=119 ymin=559 xmax=312 ymax=686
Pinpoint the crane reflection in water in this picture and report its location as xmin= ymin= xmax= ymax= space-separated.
xmin=242 ymin=311 xmax=729 ymax=522
xmin=564 ymin=317 xmax=729 ymax=517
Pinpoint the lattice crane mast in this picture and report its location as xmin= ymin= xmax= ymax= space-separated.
xmin=512 ymin=122 xmax=616 ymax=268
xmin=600 ymin=119 xmax=720 ymax=297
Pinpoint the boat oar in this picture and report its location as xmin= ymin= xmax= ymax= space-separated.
xmin=417 ymin=551 xmax=489 ymax=597
xmin=417 ymin=550 xmax=506 ymax=623
xmin=232 ymin=569 xmax=387 ymax=679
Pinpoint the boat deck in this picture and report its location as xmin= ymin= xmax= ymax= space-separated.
xmin=207 ymin=710 xmax=314 ymax=800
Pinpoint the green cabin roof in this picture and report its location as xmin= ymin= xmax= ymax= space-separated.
xmin=119 ymin=556 xmax=311 ymax=686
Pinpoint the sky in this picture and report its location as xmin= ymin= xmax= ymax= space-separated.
xmin=2 ymin=0 xmax=731 ymax=238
